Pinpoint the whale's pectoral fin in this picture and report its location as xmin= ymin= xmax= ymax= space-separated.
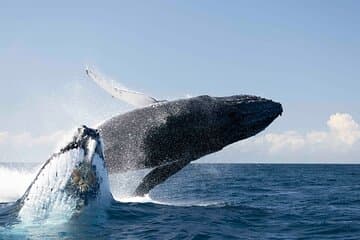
xmin=85 ymin=67 xmax=164 ymax=108
xmin=133 ymin=160 xmax=189 ymax=196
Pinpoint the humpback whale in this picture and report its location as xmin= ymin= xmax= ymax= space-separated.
xmin=87 ymin=69 xmax=283 ymax=196
xmin=8 ymin=126 xmax=112 ymax=224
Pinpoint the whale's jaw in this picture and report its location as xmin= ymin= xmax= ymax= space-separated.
xmin=17 ymin=126 xmax=112 ymax=224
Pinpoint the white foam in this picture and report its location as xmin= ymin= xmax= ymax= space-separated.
xmin=116 ymin=194 xmax=155 ymax=203
xmin=115 ymin=194 xmax=223 ymax=207
xmin=115 ymin=194 xmax=182 ymax=206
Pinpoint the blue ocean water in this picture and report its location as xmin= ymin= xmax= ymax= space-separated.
xmin=1 ymin=163 xmax=360 ymax=239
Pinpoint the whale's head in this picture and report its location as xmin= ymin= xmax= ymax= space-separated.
xmin=203 ymin=95 xmax=283 ymax=147
xmin=18 ymin=126 xmax=112 ymax=224
xmin=143 ymin=95 xmax=282 ymax=164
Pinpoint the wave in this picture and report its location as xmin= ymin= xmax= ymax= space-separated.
xmin=114 ymin=193 xmax=224 ymax=207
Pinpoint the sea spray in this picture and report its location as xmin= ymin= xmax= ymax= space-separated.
xmin=13 ymin=126 xmax=112 ymax=225
xmin=0 ymin=164 xmax=39 ymax=203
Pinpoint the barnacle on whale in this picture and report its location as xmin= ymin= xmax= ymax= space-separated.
xmin=71 ymin=163 xmax=97 ymax=193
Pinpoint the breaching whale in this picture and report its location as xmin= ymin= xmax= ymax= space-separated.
xmin=7 ymin=126 xmax=112 ymax=224
xmin=86 ymin=69 xmax=283 ymax=196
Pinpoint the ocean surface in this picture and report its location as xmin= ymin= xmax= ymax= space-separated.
xmin=1 ymin=163 xmax=360 ymax=239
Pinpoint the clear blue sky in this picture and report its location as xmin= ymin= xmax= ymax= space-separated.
xmin=0 ymin=1 xmax=359 ymax=163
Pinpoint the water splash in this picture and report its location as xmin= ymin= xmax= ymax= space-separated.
xmin=109 ymin=169 xmax=152 ymax=200
xmin=0 ymin=165 xmax=39 ymax=203
xmin=0 ymin=126 xmax=113 ymax=228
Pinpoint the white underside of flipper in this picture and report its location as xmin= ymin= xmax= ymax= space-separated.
xmin=86 ymin=67 xmax=161 ymax=108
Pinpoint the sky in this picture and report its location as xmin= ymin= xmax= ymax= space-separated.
xmin=0 ymin=1 xmax=359 ymax=163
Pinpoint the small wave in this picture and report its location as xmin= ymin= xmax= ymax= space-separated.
xmin=115 ymin=194 xmax=224 ymax=207
xmin=163 ymin=200 xmax=225 ymax=207
xmin=114 ymin=194 xmax=182 ymax=206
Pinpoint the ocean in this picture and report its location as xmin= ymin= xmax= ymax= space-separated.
xmin=1 ymin=163 xmax=360 ymax=239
